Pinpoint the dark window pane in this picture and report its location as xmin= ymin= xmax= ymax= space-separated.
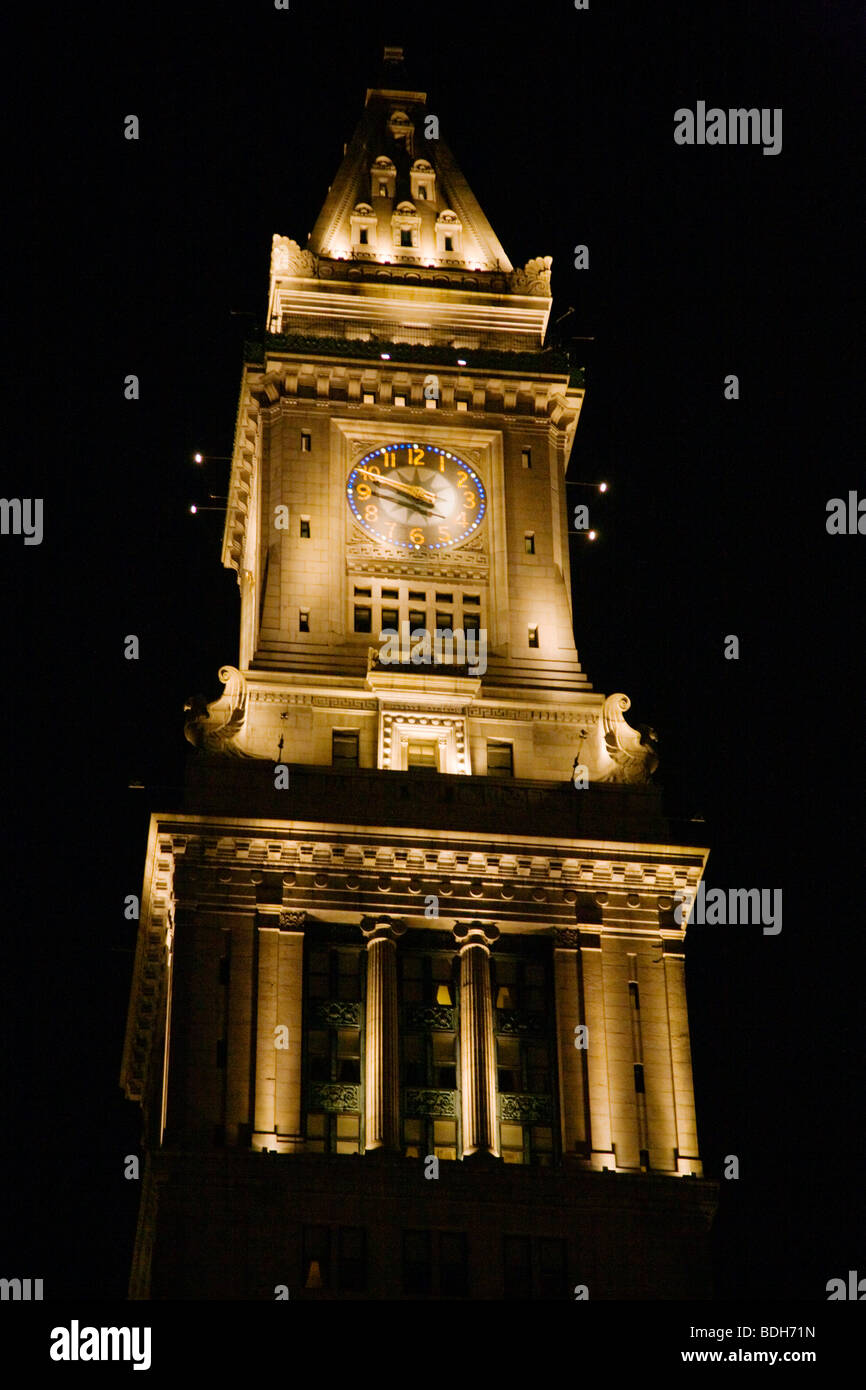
xmin=403 ymin=1230 xmax=432 ymax=1296
xmin=503 ymin=1236 xmax=532 ymax=1300
xmin=439 ymin=1232 xmax=468 ymax=1297
xmin=332 ymin=731 xmax=359 ymax=767
xmin=381 ymin=607 xmax=399 ymax=631
xmin=338 ymin=1227 xmax=366 ymax=1293
xmin=354 ymin=606 xmax=372 ymax=633
xmin=538 ymin=1238 xmax=566 ymax=1299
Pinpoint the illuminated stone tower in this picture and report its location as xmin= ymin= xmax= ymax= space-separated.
xmin=122 ymin=49 xmax=717 ymax=1300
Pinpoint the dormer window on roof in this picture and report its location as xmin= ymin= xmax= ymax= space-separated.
xmin=371 ymin=156 xmax=396 ymax=201
xmin=435 ymin=209 xmax=463 ymax=258
xmin=392 ymin=202 xmax=421 ymax=251
xmin=410 ymin=159 xmax=436 ymax=204
xmin=350 ymin=202 xmax=378 ymax=253
xmin=387 ymin=109 xmax=414 ymax=154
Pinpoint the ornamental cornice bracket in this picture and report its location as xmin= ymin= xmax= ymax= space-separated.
xmin=596 ymin=692 xmax=660 ymax=784
xmin=183 ymin=665 xmax=249 ymax=756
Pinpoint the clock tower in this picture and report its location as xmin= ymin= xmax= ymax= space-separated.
xmin=122 ymin=49 xmax=717 ymax=1300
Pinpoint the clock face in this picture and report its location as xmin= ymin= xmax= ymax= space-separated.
xmin=347 ymin=443 xmax=486 ymax=550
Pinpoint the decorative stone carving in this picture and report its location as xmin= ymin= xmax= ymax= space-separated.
xmin=499 ymin=1093 xmax=553 ymax=1124
xmin=496 ymin=1009 xmax=546 ymax=1036
xmin=280 ymin=910 xmax=306 ymax=928
xmin=184 ymin=666 xmax=248 ymax=754
xmin=597 ymin=693 xmax=660 ymax=783
xmin=312 ymin=1001 xmax=361 ymax=1027
xmin=270 ymin=235 xmax=317 ymax=278
xmin=508 ymin=255 xmax=553 ymax=296
xmin=405 ymin=1004 xmax=456 ymax=1032
xmin=404 ymin=1088 xmax=457 ymax=1118
xmin=554 ymin=929 xmax=581 ymax=949
xmin=308 ymin=1083 xmax=361 ymax=1113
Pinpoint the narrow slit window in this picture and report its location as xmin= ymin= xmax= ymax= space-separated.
xmin=528 ymin=625 xmax=539 ymax=648
xmin=521 ymin=448 xmax=532 ymax=469
xmin=299 ymin=517 xmax=311 ymax=538
xmin=634 ymin=1064 xmax=645 ymax=1094
xmin=301 ymin=431 xmax=311 ymax=452
xmin=299 ymin=609 xmax=310 ymax=633
xmin=524 ymin=533 xmax=535 ymax=554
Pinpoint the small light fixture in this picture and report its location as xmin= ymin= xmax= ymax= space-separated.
xmin=189 ymin=504 xmax=198 ymax=514
xmin=599 ymin=481 xmax=608 ymax=492
xmin=193 ymin=452 xmax=204 ymax=463
xmin=457 ymin=358 xmax=466 ymax=366
xmin=305 ymin=1260 xmax=323 ymax=1290
xmin=587 ymin=530 xmax=597 ymax=541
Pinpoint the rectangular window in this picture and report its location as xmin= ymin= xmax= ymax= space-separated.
xmin=487 ymin=741 xmax=513 ymax=779
xmin=425 ymin=396 xmax=437 ymax=409
xmin=435 ymin=611 xmax=452 ymax=630
xmin=354 ymin=585 xmax=371 ymax=597
xmin=400 ymin=229 xmax=413 ymax=247
xmin=300 ymin=517 xmax=311 ymax=538
xmin=338 ymin=1227 xmax=366 ymax=1293
xmin=381 ymin=587 xmax=399 ymax=599
xmin=435 ymin=592 xmax=453 ymax=604
xmin=353 ymin=605 xmax=371 ymax=633
xmin=528 ymin=625 xmax=539 ymax=648
xmin=524 ymin=532 xmax=535 ymax=554
xmin=303 ymin=1226 xmax=330 ymax=1290
xmin=439 ymin=1232 xmax=468 ymax=1298
xmin=409 ymin=609 xmax=426 ymax=631
xmin=359 ymin=227 xmax=368 ymax=244
xmin=538 ymin=1239 xmax=566 ymax=1299
xmin=393 ymin=393 xmax=407 ymax=407
xmin=378 ymin=183 xmax=388 ymax=197
xmin=503 ymin=1236 xmax=532 ymax=1300
xmin=362 ymin=391 xmax=376 ymax=405
xmin=521 ymin=447 xmax=532 ymax=469
xmin=300 ymin=431 xmax=311 ymax=452
xmin=456 ymin=399 xmax=468 ymax=411
xmin=634 ymin=1063 xmax=645 ymax=1094
xmin=299 ymin=608 xmax=310 ymax=633
xmin=463 ymin=613 xmax=480 ymax=634
xmin=462 ymin=593 xmax=480 ymax=605
xmin=408 ymin=589 xmax=426 ymax=601
xmin=444 ymin=235 xmax=453 ymax=252
xmin=332 ymin=731 xmax=359 ymax=768
xmin=417 ymin=186 xmax=427 ymax=199
xmin=407 ymin=740 xmax=437 ymax=771
xmin=403 ymin=1231 xmax=432 ymax=1296
xmin=381 ymin=607 xmax=399 ymax=633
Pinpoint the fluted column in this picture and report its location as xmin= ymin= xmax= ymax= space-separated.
xmin=454 ymin=920 xmax=500 ymax=1158
xmin=361 ymin=917 xmax=406 ymax=1151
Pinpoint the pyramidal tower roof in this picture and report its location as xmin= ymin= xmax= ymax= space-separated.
xmin=266 ymin=47 xmax=555 ymax=353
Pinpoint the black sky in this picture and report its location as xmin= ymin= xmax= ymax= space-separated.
xmin=2 ymin=0 xmax=864 ymax=1330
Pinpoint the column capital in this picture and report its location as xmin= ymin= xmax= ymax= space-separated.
xmin=453 ymin=920 xmax=499 ymax=951
xmin=360 ymin=916 xmax=407 ymax=945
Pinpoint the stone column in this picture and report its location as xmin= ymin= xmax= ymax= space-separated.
xmin=361 ymin=917 xmax=406 ymax=1151
xmin=454 ymin=920 xmax=500 ymax=1158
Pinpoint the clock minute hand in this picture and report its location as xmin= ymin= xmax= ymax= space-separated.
xmin=356 ymin=468 xmax=436 ymax=506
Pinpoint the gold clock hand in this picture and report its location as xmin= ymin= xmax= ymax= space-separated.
xmin=356 ymin=468 xmax=436 ymax=505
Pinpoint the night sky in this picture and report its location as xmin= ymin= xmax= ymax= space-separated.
xmin=2 ymin=0 xmax=863 ymax=1343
